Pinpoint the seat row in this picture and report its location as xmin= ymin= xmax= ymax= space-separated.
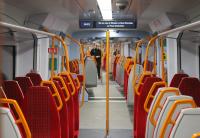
xmin=0 ymin=69 xmax=83 ymax=138
xmin=133 ymin=72 xmax=200 ymax=138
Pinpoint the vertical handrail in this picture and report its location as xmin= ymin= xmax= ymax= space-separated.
xmin=66 ymin=34 xmax=86 ymax=108
xmin=153 ymin=41 xmax=157 ymax=74
xmin=132 ymin=40 xmax=144 ymax=89
xmin=51 ymin=37 xmax=55 ymax=79
xmin=54 ymin=36 xmax=70 ymax=72
xmin=143 ymin=36 xmax=158 ymax=72
xmin=159 ymin=37 xmax=166 ymax=82
xmin=105 ymin=31 xmax=110 ymax=136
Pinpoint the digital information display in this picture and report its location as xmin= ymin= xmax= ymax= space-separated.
xmin=79 ymin=21 xmax=94 ymax=28
xmin=79 ymin=20 xmax=137 ymax=29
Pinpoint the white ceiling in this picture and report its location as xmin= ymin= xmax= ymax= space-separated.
xmin=4 ymin=0 xmax=200 ymax=33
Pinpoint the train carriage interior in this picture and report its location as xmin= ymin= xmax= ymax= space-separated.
xmin=0 ymin=0 xmax=200 ymax=138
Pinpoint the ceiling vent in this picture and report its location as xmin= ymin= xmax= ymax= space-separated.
xmin=116 ymin=0 xmax=129 ymax=10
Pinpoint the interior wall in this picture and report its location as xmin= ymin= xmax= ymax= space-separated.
xmin=181 ymin=40 xmax=199 ymax=77
xmin=2 ymin=46 xmax=14 ymax=79
xmin=36 ymin=35 xmax=49 ymax=80
xmin=166 ymin=32 xmax=179 ymax=83
xmin=16 ymin=40 xmax=34 ymax=76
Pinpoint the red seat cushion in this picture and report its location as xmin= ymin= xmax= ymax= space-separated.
xmin=3 ymin=81 xmax=24 ymax=106
xmin=15 ymin=77 xmax=33 ymax=95
xmin=179 ymin=77 xmax=200 ymax=106
xmin=22 ymin=86 xmax=61 ymax=138
xmin=170 ymin=73 xmax=189 ymax=87
xmin=26 ymin=73 xmax=42 ymax=86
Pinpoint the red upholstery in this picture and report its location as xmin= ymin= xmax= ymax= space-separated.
xmin=21 ymin=86 xmax=61 ymax=138
xmin=170 ymin=73 xmax=189 ymax=87
xmin=3 ymin=81 xmax=24 ymax=106
xmin=60 ymin=74 xmax=79 ymax=137
xmin=179 ymin=77 xmax=200 ymax=106
xmin=133 ymin=74 xmax=152 ymax=136
xmin=77 ymin=74 xmax=84 ymax=84
xmin=113 ymin=56 xmax=120 ymax=80
xmin=53 ymin=77 xmax=75 ymax=138
xmin=15 ymin=77 xmax=33 ymax=95
xmin=26 ymin=73 xmax=43 ymax=86
xmin=142 ymin=60 xmax=154 ymax=72
xmin=124 ymin=62 xmax=134 ymax=99
xmin=134 ymin=77 xmax=163 ymax=138
xmin=43 ymin=81 xmax=69 ymax=138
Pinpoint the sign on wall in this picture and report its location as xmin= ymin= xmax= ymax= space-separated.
xmin=79 ymin=20 xmax=137 ymax=29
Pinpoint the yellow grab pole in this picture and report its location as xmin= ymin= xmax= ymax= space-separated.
xmin=153 ymin=42 xmax=157 ymax=75
xmin=132 ymin=40 xmax=144 ymax=90
xmin=159 ymin=37 xmax=166 ymax=82
xmin=143 ymin=36 xmax=158 ymax=72
xmin=54 ymin=36 xmax=70 ymax=72
xmin=106 ymin=30 xmax=110 ymax=136
xmin=66 ymin=34 xmax=86 ymax=107
xmin=51 ymin=36 xmax=55 ymax=79
xmin=61 ymin=56 xmax=64 ymax=71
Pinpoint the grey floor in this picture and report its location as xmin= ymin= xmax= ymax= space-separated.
xmin=79 ymin=72 xmax=133 ymax=138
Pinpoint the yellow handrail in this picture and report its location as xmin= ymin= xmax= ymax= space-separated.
xmin=149 ymin=87 xmax=180 ymax=126
xmin=66 ymin=34 xmax=86 ymax=107
xmin=59 ymin=72 xmax=76 ymax=96
xmin=106 ymin=31 xmax=110 ymax=136
xmin=144 ymin=81 xmax=166 ymax=112
xmin=0 ymin=98 xmax=31 ymax=138
xmin=41 ymin=81 xmax=63 ymax=111
xmin=143 ymin=36 xmax=158 ymax=72
xmin=159 ymin=37 xmax=166 ymax=82
xmin=192 ymin=132 xmax=200 ymax=138
xmin=52 ymin=76 xmax=70 ymax=102
xmin=132 ymin=40 xmax=144 ymax=91
xmin=160 ymin=99 xmax=196 ymax=138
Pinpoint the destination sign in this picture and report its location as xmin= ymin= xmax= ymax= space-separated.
xmin=79 ymin=20 xmax=137 ymax=29
xmin=95 ymin=21 xmax=136 ymax=28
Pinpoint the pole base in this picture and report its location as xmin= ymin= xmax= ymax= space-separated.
xmin=104 ymin=135 xmax=111 ymax=138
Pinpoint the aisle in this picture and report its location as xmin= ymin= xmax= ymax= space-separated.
xmin=79 ymin=72 xmax=133 ymax=138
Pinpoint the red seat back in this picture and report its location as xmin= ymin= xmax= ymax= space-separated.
xmin=170 ymin=73 xmax=189 ymax=87
xmin=22 ymin=86 xmax=61 ymax=138
xmin=142 ymin=60 xmax=154 ymax=72
xmin=3 ymin=81 xmax=24 ymax=106
xmin=15 ymin=77 xmax=33 ymax=95
xmin=52 ymin=77 xmax=75 ymax=138
xmin=44 ymin=81 xmax=69 ymax=138
xmin=179 ymin=77 xmax=200 ymax=106
xmin=60 ymin=73 xmax=80 ymax=136
xmin=135 ymin=77 xmax=163 ymax=138
xmin=26 ymin=73 xmax=42 ymax=86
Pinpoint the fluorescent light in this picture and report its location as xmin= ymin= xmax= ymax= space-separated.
xmin=97 ymin=0 xmax=112 ymax=20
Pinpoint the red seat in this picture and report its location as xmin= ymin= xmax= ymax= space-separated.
xmin=3 ymin=81 xmax=24 ymax=106
xmin=142 ymin=60 xmax=154 ymax=72
xmin=134 ymin=73 xmax=152 ymax=137
xmin=179 ymin=77 xmax=200 ymax=106
xmin=60 ymin=73 xmax=80 ymax=137
xmin=124 ymin=62 xmax=134 ymax=99
xmin=135 ymin=77 xmax=164 ymax=138
xmin=43 ymin=81 xmax=69 ymax=138
xmin=15 ymin=77 xmax=33 ymax=95
xmin=26 ymin=73 xmax=43 ymax=86
xmin=170 ymin=73 xmax=189 ymax=87
xmin=113 ymin=56 xmax=120 ymax=80
xmin=53 ymin=76 xmax=75 ymax=138
xmin=21 ymin=86 xmax=61 ymax=138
